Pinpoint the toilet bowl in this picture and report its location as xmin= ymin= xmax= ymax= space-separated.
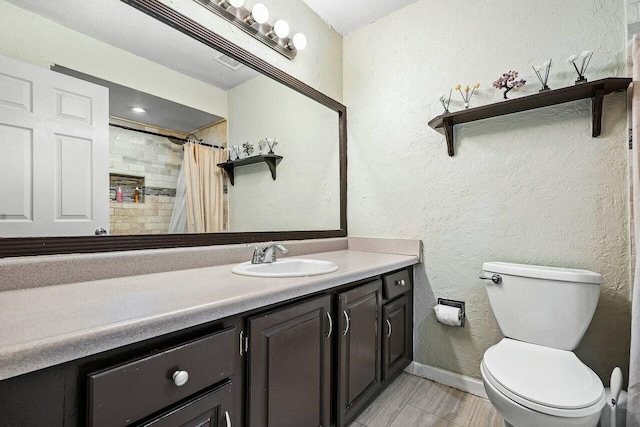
xmin=480 ymin=262 xmax=605 ymax=427
xmin=481 ymin=339 xmax=605 ymax=427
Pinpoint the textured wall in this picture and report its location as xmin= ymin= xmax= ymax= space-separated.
xmin=344 ymin=0 xmax=631 ymax=383
xmin=226 ymin=75 xmax=341 ymax=231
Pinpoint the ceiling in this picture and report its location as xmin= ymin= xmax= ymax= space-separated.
xmin=6 ymin=0 xmax=259 ymax=90
xmin=301 ymin=0 xmax=419 ymax=35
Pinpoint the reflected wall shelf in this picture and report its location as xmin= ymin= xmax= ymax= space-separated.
xmin=217 ymin=154 xmax=283 ymax=186
xmin=427 ymin=77 xmax=631 ymax=157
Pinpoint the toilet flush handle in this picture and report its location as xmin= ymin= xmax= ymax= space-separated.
xmin=479 ymin=274 xmax=502 ymax=284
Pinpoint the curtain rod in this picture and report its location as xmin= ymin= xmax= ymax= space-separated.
xmin=109 ymin=123 xmax=225 ymax=150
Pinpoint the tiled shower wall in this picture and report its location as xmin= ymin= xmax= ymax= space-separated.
xmin=108 ymin=122 xmax=229 ymax=235
xmin=109 ymin=126 xmax=182 ymax=235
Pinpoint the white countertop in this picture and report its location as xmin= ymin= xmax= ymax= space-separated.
xmin=0 ymin=249 xmax=418 ymax=381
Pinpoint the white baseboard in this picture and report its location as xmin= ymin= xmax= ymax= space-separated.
xmin=405 ymin=361 xmax=488 ymax=399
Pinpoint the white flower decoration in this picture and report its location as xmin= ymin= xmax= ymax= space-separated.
xmin=567 ymin=54 xmax=579 ymax=63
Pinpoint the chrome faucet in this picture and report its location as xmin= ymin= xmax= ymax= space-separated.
xmin=249 ymin=243 xmax=288 ymax=264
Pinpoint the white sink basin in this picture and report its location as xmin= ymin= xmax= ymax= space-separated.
xmin=231 ymin=258 xmax=338 ymax=278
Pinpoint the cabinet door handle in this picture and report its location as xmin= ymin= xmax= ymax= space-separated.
xmin=342 ymin=310 xmax=350 ymax=336
xmin=326 ymin=312 xmax=333 ymax=338
xmin=172 ymin=370 xmax=189 ymax=387
xmin=239 ymin=331 xmax=244 ymax=356
xmin=386 ymin=319 xmax=392 ymax=339
xmin=225 ymin=410 xmax=232 ymax=427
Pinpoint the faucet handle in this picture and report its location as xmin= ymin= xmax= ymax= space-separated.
xmin=248 ymin=244 xmax=261 ymax=264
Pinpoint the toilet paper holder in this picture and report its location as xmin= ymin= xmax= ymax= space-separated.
xmin=437 ymin=298 xmax=466 ymax=327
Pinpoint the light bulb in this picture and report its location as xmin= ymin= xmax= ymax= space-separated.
xmin=292 ymin=33 xmax=307 ymax=50
xmin=273 ymin=20 xmax=290 ymax=38
xmin=251 ymin=3 xmax=269 ymax=24
xmin=130 ymin=107 xmax=146 ymax=113
xmin=229 ymin=0 xmax=244 ymax=7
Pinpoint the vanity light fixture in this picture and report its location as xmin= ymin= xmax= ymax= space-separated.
xmin=288 ymin=33 xmax=307 ymax=51
xmin=218 ymin=0 xmax=245 ymax=8
xmin=244 ymin=3 xmax=269 ymax=25
xmin=130 ymin=106 xmax=146 ymax=113
xmin=267 ymin=19 xmax=289 ymax=39
xmin=193 ymin=0 xmax=305 ymax=60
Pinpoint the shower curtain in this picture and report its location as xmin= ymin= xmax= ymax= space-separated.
xmin=629 ymin=34 xmax=640 ymax=427
xmin=168 ymin=142 xmax=226 ymax=233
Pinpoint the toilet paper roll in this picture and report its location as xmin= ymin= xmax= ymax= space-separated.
xmin=434 ymin=304 xmax=462 ymax=326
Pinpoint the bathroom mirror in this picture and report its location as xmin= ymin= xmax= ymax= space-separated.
xmin=0 ymin=0 xmax=346 ymax=257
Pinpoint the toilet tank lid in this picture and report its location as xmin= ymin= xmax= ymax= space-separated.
xmin=482 ymin=262 xmax=602 ymax=284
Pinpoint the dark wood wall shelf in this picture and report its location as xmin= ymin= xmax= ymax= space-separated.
xmin=217 ymin=154 xmax=283 ymax=186
xmin=428 ymin=77 xmax=631 ymax=157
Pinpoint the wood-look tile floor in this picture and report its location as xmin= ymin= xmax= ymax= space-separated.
xmin=351 ymin=373 xmax=503 ymax=427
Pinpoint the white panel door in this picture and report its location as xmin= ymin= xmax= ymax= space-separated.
xmin=0 ymin=55 xmax=109 ymax=237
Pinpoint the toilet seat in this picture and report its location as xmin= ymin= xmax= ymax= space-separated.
xmin=482 ymin=339 xmax=605 ymax=418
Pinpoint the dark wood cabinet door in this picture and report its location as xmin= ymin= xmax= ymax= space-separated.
xmin=337 ymin=280 xmax=382 ymax=427
xmin=248 ymin=294 xmax=333 ymax=427
xmin=140 ymin=380 xmax=233 ymax=427
xmin=382 ymin=294 xmax=412 ymax=381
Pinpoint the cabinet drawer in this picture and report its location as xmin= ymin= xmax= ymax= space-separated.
xmin=382 ymin=269 xmax=412 ymax=300
xmin=141 ymin=380 xmax=233 ymax=427
xmin=88 ymin=327 xmax=237 ymax=427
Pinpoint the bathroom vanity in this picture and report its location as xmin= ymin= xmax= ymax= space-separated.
xmin=0 ymin=243 xmax=418 ymax=427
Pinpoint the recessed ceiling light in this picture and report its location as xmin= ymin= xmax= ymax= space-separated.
xmin=130 ymin=107 xmax=146 ymax=113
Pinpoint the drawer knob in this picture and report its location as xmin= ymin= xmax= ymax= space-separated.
xmin=395 ymin=279 xmax=406 ymax=286
xmin=172 ymin=370 xmax=189 ymax=387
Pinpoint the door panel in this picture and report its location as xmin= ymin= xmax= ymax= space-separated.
xmin=337 ymin=280 xmax=382 ymax=427
xmin=347 ymin=293 xmax=378 ymax=404
xmin=248 ymin=294 xmax=332 ymax=427
xmin=382 ymin=294 xmax=412 ymax=381
xmin=0 ymin=124 xmax=33 ymax=220
xmin=0 ymin=72 xmax=32 ymax=111
xmin=0 ymin=54 xmax=109 ymax=237
xmin=55 ymin=134 xmax=94 ymax=221
xmin=55 ymin=88 xmax=93 ymax=124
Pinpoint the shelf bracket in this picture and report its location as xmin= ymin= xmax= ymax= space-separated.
xmin=222 ymin=165 xmax=235 ymax=186
xmin=264 ymin=157 xmax=278 ymax=180
xmin=443 ymin=118 xmax=455 ymax=157
xmin=592 ymin=87 xmax=604 ymax=137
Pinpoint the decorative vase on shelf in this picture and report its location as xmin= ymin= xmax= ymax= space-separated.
xmin=455 ymin=83 xmax=480 ymax=110
xmin=567 ymin=51 xmax=593 ymax=85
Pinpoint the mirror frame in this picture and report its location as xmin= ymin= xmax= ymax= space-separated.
xmin=0 ymin=0 xmax=347 ymax=258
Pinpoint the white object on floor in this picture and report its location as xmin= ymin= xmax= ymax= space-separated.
xmin=480 ymin=262 xmax=604 ymax=427
xmin=600 ymin=367 xmax=626 ymax=427
xmin=600 ymin=388 xmax=628 ymax=427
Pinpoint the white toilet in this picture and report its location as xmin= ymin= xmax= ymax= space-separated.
xmin=480 ymin=262 xmax=606 ymax=427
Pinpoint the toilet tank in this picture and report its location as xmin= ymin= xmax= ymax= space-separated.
xmin=482 ymin=262 xmax=601 ymax=351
